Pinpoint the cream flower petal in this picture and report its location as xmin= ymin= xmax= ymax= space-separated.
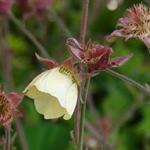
xmin=25 ymin=68 xmax=73 ymax=108
xmin=26 ymin=86 xmax=66 ymax=119
xmin=63 ymin=83 xmax=78 ymax=120
xmin=24 ymin=71 xmax=47 ymax=96
xmin=24 ymin=67 xmax=78 ymax=120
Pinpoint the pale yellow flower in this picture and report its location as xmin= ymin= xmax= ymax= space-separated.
xmin=24 ymin=66 xmax=78 ymax=120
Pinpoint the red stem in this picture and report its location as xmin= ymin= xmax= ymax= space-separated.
xmin=74 ymin=0 xmax=90 ymax=148
xmin=79 ymin=0 xmax=89 ymax=45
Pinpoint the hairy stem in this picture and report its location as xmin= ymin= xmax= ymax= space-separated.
xmin=148 ymin=47 xmax=150 ymax=54
xmin=79 ymin=0 xmax=89 ymax=45
xmin=5 ymin=128 xmax=11 ymax=150
xmin=79 ymin=78 xmax=90 ymax=150
xmin=8 ymin=12 xmax=49 ymax=58
xmin=106 ymin=69 xmax=150 ymax=97
xmin=77 ymin=0 xmax=90 ymax=149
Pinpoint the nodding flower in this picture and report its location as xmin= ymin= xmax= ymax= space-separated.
xmin=107 ymin=4 xmax=150 ymax=51
xmin=0 ymin=85 xmax=23 ymax=128
xmin=24 ymin=55 xmax=78 ymax=120
xmin=66 ymin=38 xmax=131 ymax=72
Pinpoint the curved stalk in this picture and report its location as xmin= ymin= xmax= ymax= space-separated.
xmin=106 ymin=69 xmax=150 ymax=96
xmin=78 ymin=0 xmax=90 ymax=149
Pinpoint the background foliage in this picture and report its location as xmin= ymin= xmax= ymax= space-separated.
xmin=0 ymin=0 xmax=150 ymax=149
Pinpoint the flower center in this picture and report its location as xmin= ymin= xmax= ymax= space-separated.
xmin=0 ymin=95 xmax=11 ymax=121
xmin=124 ymin=5 xmax=150 ymax=38
xmin=59 ymin=66 xmax=77 ymax=83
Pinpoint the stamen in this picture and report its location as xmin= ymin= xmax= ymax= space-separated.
xmin=59 ymin=66 xmax=77 ymax=83
xmin=0 ymin=95 xmax=11 ymax=121
xmin=119 ymin=4 xmax=150 ymax=39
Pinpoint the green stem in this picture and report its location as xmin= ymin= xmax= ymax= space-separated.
xmin=148 ymin=47 xmax=150 ymax=54
xmin=5 ymin=127 xmax=11 ymax=150
xmin=78 ymin=0 xmax=90 ymax=149
xmin=79 ymin=78 xmax=90 ymax=150
xmin=106 ymin=69 xmax=150 ymax=96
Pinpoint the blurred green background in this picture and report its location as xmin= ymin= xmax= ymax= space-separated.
xmin=0 ymin=0 xmax=150 ymax=149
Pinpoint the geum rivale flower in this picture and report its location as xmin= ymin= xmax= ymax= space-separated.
xmin=66 ymin=38 xmax=131 ymax=73
xmin=0 ymin=85 xmax=23 ymax=128
xmin=24 ymin=55 xmax=78 ymax=120
xmin=107 ymin=4 xmax=150 ymax=51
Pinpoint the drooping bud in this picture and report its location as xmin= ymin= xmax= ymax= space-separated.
xmin=35 ymin=53 xmax=58 ymax=69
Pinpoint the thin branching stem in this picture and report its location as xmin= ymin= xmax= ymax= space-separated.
xmin=106 ymin=69 xmax=150 ymax=97
xmin=79 ymin=78 xmax=90 ymax=150
xmin=78 ymin=0 xmax=90 ymax=149
xmin=5 ymin=127 xmax=11 ymax=150
xmin=79 ymin=0 xmax=89 ymax=46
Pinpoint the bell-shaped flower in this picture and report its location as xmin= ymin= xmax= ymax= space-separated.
xmin=0 ymin=85 xmax=23 ymax=128
xmin=66 ymin=38 xmax=131 ymax=72
xmin=24 ymin=56 xmax=78 ymax=120
xmin=107 ymin=4 xmax=150 ymax=52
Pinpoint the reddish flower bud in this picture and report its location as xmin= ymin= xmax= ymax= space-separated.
xmin=0 ymin=0 xmax=13 ymax=14
xmin=66 ymin=38 xmax=131 ymax=72
xmin=35 ymin=53 xmax=58 ymax=69
xmin=66 ymin=38 xmax=85 ymax=60
xmin=17 ymin=0 xmax=53 ymax=19
xmin=35 ymin=53 xmax=74 ymax=71
xmin=0 ymin=85 xmax=23 ymax=128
